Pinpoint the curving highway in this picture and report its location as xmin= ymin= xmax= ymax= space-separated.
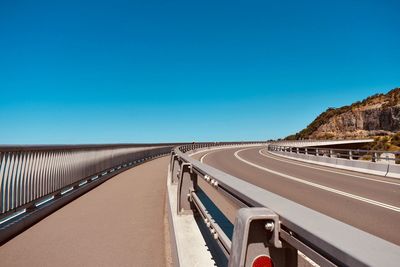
xmin=192 ymin=146 xmax=400 ymax=246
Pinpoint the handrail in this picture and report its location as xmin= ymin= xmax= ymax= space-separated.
xmin=171 ymin=143 xmax=400 ymax=266
xmin=0 ymin=143 xmax=184 ymax=152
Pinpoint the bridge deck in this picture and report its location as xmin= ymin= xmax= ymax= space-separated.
xmin=0 ymin=157 xmax=171 ymax=267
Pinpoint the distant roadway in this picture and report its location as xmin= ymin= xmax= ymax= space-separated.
xmin=192 ymin=146 xmax=400 ymax=246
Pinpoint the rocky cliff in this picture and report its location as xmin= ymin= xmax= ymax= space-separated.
xmin=286 ymin=88 xmax=400 ymax=140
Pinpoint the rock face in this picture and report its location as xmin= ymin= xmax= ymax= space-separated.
xmin=310 ymin=105 xmax=400 ymax=139
xmin=286 ymin=88 xmax=400 ymax=140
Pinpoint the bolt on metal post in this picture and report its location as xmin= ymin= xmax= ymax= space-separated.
xmin=265 ymin=221 xmax=275 ymax=232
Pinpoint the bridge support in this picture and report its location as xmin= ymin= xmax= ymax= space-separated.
xmin=229 ymin=208 xmax=297 ymax=267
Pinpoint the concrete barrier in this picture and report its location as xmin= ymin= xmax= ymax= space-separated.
xmin=387 ymin=164 xmax=400 ymax=179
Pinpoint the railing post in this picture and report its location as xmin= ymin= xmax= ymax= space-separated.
xmin=305 ymin=148 xmax=308 ymax=155
xmin=229 ymin=208 xmax=297 ymax=267
xmin=329 ymin=150 xmax=333 ymax=158
xmin=296 ymin=147 xmax=299 ymax=154
xmin=372 ymin=152 xmax=378 ymax=162
xmin=316 ymin=148 xmax=319 ymax=156
xmin=349 ymin=150 xmax=353 ymax=160
xmin=170 ymin=154 xmax=181 ymax=184
xmin=177 ymin=163 xmax=197 ymax=215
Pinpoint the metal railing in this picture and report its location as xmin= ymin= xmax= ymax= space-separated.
xmin=170 ymin=144 xmax=400 ymax=267
xmin=0 ymin=144 xmax=175 ymax=216
xmin=268 ymin=145 xmax=400 ymax=164
xmin=0 ymin=143 xmax=176 ymax=243
xmin=272 ymin=139 xmax=374 ymax=148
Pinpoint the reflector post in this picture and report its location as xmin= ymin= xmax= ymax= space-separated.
xmin=252 ymin=255 xmax=273 ymax=267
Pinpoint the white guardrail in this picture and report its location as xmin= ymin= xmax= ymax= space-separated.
xmin=168 ymin=142 xmax=400 ymax=267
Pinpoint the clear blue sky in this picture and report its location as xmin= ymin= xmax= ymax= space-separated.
xmin=0 ymin=0 xmax=399 ymax=144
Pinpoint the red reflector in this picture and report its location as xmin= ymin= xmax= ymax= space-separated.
xmin=252 ymin=255 xmax=274 ymax=267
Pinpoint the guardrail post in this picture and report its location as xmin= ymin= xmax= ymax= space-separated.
xmin=329 ymin=150 xmax=333 ymax=158
xmin=229 ymin=208 xmax=297 ymax=267
xmin=177 ymin=163 xmax=197 ymax=215
xmin=315 ymin=148 xmax=319 ymax=156
xmin=169 ymin=152 xmax=176 ymax=172
xmin=305 ymin=148 xmax=308 ymax=155
xmin=170 ymin=154 xmax=181 ymax=184
xmin=296 ymin=147 xmax=299 ymax=154
xmin=372 ymin=152 xmax=377 ymax=162
xmin=349 ymin=151 xmax=353 ymax=160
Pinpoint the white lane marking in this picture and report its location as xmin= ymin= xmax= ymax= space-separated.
xmin=189 ymin=144 xmax=264 ymax=157
xmin=200 ymin=152 xmax=209 ymax=163
xmin=234 ymin=148 xmax=400 ymax=213
xmin=259 ymin=149 xmax=400 ymax=186
xmin=200 ymin=149 xmax=222 ymax=163
xmin=199 ymin=145 xmax=265 ymax=163
xmin=188 ymin=145 xmax=265 ymax=162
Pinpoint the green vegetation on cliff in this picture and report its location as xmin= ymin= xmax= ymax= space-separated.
xmin=285 ymin=88 xmax=400 ymax=140
xmin=367 ymin=133 xmax=400 ymax=151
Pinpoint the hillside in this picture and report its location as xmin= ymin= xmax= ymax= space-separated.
xmin=286 ymin=88 xmax=400 ymax=140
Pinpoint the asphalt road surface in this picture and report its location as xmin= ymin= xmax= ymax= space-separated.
xmin=194 ymin=146 xmax=400 ymax=246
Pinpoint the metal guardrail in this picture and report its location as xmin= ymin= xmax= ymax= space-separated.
xmin=268 ymin=145 xmax=400 ymax=164
xmin=170 ymin=144 xmax=400 ymax=267
xmin=272 ymin=139 xmax=374 ymax=148
xmin=0 ymin=143 xmax=176 ymax=243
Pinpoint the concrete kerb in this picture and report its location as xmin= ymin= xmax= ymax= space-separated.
xmin=269 ymin=150 xmax=400 ymax=179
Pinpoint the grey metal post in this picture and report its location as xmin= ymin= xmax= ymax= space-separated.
xmin=177 ymin=163 xmax=197 ymax=215
xmin=305 ymin=148 xmax=308 ymax=155
xmin=229 ymin=208 xmax=297 ymax=267
xmin=316 ymin=148 xmax=319 ymax=156
xmin=170 ymin=155 xmax=181 ymax=184
xmin=296 ymin=147 xmax=299 ymax=154
xmin=349 ymin=150 xmax=353 ymax=160
xmin=372 ymin=152 xmax=378 ymax=162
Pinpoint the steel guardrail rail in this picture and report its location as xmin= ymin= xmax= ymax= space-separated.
xmin=171 ymin=143 xmax=400 ymax=267
xmin=268 ymin=144 xmax=400 ymax=163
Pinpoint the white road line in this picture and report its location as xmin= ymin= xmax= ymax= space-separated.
xmin=200 ymin=149 xmax=224 ymax=163
xmin=202 ymin=147 xmax=320 ymax=266
xmin=187 ymin=145 xmax=264 ymax=163
xmin=234 ymin=148 xmax=400 ymax=213
xmin=259 ymin=149 xmax=400 ymax=186
xmin=200 ymin=152 xmax=209 ymax=163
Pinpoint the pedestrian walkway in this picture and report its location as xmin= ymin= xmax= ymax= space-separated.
xmin=0 ymin=157 xmax=171 ymax=267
